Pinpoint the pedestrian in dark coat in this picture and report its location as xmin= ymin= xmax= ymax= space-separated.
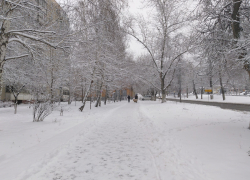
xmin=135 ymin=94 xmax=138 ymax=100
xmin=127 ymin=95 xmax=130 ymax=102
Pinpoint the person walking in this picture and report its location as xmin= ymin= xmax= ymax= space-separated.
xmin=134 ymin=94 xmax=138 ymax=103
xmin=135 ymin=94 xmax=138 ymax=100
xmin=127 ymin=95 xmax=130 ymax=102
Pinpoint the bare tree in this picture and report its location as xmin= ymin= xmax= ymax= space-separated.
xmin=125 ymin=0 xmax=193 ymax=102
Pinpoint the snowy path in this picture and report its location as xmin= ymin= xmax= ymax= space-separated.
xmin=15 ymin=102 xmax=208 ymax=180
xmin=1 ymin=101 xmax=250 ymax=180
xmin=22 ymin=103 xmax=165 ymax=179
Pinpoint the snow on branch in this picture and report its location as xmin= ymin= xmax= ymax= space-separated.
xmin=163 ymin=49 xmax=189 ymax=79
xmin=0 ymin=15 xmax=12 ymax=20
xmin=4 ymin=0 xmax=39 ymax=12
xmin=126 ymin=29 xmax=160 ymax=74
xmin=5 ymin=54 xmax=29 ymax=61
xmin=9 ymin=38 xmax=35 ymax=59
xmin=11 ymin=32 xmax=57 ymax=49
xmin=7 ymin=29 xmax=56 ymax=34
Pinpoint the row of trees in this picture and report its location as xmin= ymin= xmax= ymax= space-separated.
xmin=127 ymin=0 xmax=250 ymax=102
xmin=1 ymin=0 xmax=250 ymax=120
xmin=0 ymin=0 xmax=71 ymax=118
xmin=0 ymin=0 xmax=133 ymax=119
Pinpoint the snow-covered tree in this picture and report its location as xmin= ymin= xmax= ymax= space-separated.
xmin=196 ymin=0 xmax=250 ymax=92
xmin=0 ymin=0 xmax=70 ymax=101
xmin=125 ymin=0 xmax=194 ymax=103
xmin=65 ymin=0 xmax=127 ymax=111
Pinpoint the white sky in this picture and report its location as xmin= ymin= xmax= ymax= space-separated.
xmin=56 ymin=0 xmax=147 ymax=58
xmin=56 ymin=0 xmax=197 ymax=59
xmin=126 ymin=0 xmax=149 ymax=57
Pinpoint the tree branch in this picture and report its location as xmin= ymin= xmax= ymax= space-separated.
xmin=126 ymin=29 xmax=160 ymax=73
xmin=5 ymin=54 xmax=29 ymax=61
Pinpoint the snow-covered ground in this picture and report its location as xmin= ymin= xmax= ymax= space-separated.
xmin=168 ymin=94 xmax=250 ymax=104
xmin=0 ymin=100 xmax=250 ymax=180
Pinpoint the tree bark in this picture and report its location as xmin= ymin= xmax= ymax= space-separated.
xmin=179 ymin=88 xmax=182 ymax=102
xmin=79 ymin=80 xmax=93 ymax=112
xmin=219 ymin=70 xmax=225 ymax=101
xmin=231 ymin=0 xmax=250 ymax=88
xmin=120 ymin=89 xmax=122 ymax=101
xmin=68 ymin=86 xmax=71 ymax=105
xmin=14 ymin=97 xmax=17 ymax=114
xmin=231 ymin=0 xmax=242 ymax=39
xmin=160 ymin=72 xmax=166 ymax=103
xmin=90 ymin=84 xmax=92 ymax=110
xmin=81 ymin=86 xmax=84 ymax=103
xmin=153 ymin=89 xmax=156 ymax=101
xmin=104 ymin=85 xmax=107 ymax=105
xmin=201 ymin=87 xmax=203 ymax=99
xmin=0 ymin=5 xmax=12 ymax=100
xmin=95 ymin=83 xmax=103 ymax=107
xmin=193 ymin=80 xmax=198 ymax=99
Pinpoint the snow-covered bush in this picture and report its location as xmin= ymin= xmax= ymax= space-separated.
xmin=33 ymin=101 xmax=53 ymax=122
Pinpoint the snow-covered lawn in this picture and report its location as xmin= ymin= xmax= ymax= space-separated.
xmin=0 ymin=101 xmax=250 ymax=180
xmin=168 ymin=94 xmax=250 ymax=104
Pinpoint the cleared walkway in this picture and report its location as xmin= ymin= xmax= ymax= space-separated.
xmin=166 ymin=98 xmax=250 ymax=111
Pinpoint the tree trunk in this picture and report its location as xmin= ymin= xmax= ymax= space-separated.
xmin=153 ymin=89 xmax=156 ymax=101
xmin=0 ymin=64 xmax=4 ymax=101
xmin=95 ymin=77 xmax=104 ymax=107
xmin=120 ymin=89 xmax=122 ymax=101
xmin=0 ymin=8 xmax=12 ymax=100
xmin=209 ymin=59 xmax=213 ymax=99
xmin=82 ymin=86 xmax=84 ymax=103
xmin=95 ymin=87 xmax=102 ymax=107
xmin=179 ymin=88 xmax=182 ymax=102
xmin=161 ymin=74 xmax=166 ymax=103
xmin=231 ymin=0 xmax=250 ymax=88
xmin=193 ymin=80 xmax=198 ymax=99
xmin=95 ymin=95 xmax=100 ymax=107
xmin=219 ymin=71 xmax=225 ymax=101
xmin=231 ymin=0 xmax=242 ymax=39
xmin=90 ymin=85 xmax=92 ymax=110
xmin=104 ymin=85 xmax=107 ymax=105
xmin=114 ymin=90 xmax=116 ymax=102
xmin=10 ymin=85 xmax=24 ymax=114
xmin=79 ymin=80 xmax=93 ymax=112
xmin=201 ymin=87 xmax=203 ymax=99
xmin=68 ymin=87 xmax=71 ymax=105
xmin=162 ymin=89 xmax=166 ymax=103
xmin=210 ymin=76 xmax=213 ymax=99
xmin=14 ymin=96 xmax=17 ymax=114
xmin=245 ymin=70 xmax=250 ymax=91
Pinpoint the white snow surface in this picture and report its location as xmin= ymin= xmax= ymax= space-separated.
xmin=0 ymin=100 xmax=250 ymax=180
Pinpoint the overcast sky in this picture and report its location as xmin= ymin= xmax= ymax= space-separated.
xmin=56 ymin=0 xmax=196 ymax=58
xmin=56 ymin=0 xmax=147 ymax=57
xmin=126 ymin=0 xmax=148 ymax=57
